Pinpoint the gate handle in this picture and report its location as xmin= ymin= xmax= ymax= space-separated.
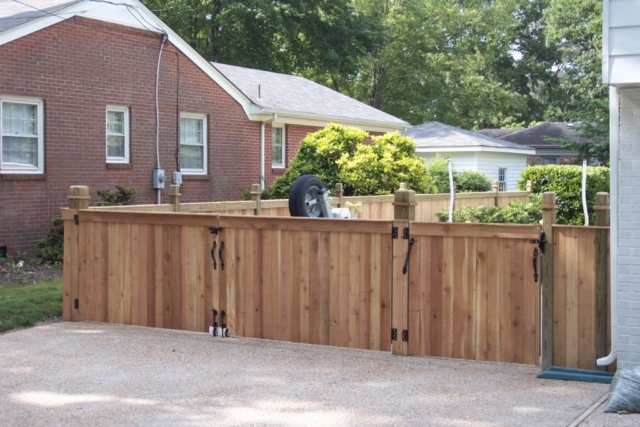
xmin=211 ymin=241 xmax=217 ymax=270
xmin=219 ymin=241 xmax=225 ymax=271
xmin=532 ymin=248 xmax=539 ymax=282
xmin=402 ymin=238 xmax=415 ymax=275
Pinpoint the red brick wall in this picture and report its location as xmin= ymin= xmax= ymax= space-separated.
xmin=0 ymin=17 xmax=260 ymax=253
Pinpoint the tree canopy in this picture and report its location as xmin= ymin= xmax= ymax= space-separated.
xmin=142 ymin=0 xmax=608 ymax=153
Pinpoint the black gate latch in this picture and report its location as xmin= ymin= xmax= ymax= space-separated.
xmin=529 ymin=230 xmax=547 ymax=254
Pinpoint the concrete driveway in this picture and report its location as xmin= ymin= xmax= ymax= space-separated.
xmin=0 ymin=322 xmax=637 ymax=427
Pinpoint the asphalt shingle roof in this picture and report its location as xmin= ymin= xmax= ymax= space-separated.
xmin=491 ymin=122 xmax=588 ymax=148
xmin=404 ymin=121 xmax=532 ymax=151
xmin=211 ymin=62 xmax=408 ymax=127
xmin=0 ymin=0 xmax=82 ymax=33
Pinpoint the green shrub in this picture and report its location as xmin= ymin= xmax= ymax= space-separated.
xmin=336 ymin=132 xmax=436 ymax=195
xmin=271 ymin=125 xmax=435 ymax=197
xmin=455 ymin=170 xmax=492 ymax=192
xmin=424 ymin=155 xmax=452 ymax=193
xmin=271 ymin=124 xmax=367 ymax=198
xmin=518 ymin=165 xmax=609 ymax=225
xmin=96 ymin=185 xmax=137 ymax=206
xmin=240 ymin=186 xmax=274 ymax=200
xmin=36 ymin=217 xmax=64 ymax=265
xmin=436 ymin=194 xmax=542 ymax=224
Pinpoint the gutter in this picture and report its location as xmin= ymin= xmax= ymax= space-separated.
xmin=260 ymin=114 xmax=277 ymax=190
xmin=597 ymin=86 xmax=618 ymax=367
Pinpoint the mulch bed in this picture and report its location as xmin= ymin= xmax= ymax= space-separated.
xmin=0 ymin=260 xmax=63 ymax=287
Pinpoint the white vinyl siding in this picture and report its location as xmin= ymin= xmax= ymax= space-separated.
xmin=604 ymin=0 xmax=640 ymax=85
xmin=476 ymin=152 xmax=527 ymax=192
xmin=420 ymin=153 xmax=477 ymax=172
xmin=272 ymin=125 xmax=285 ymax=168
xmin=106 ymin=106 xmax=129 ymax=163
xmin=0 ymin=96 xmax=44 ymax=174
xmin=179 ymin=113 xmax=207 ymax=174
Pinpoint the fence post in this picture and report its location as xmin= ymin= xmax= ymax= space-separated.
xmin=68 ymin=185 xmax=90 ymax=209
xmin=391 ymin=183 xmax=415 ymax=356
xmin=594 ymin=192 xmax=610 ymax=365
xmin=250 ymin=184 xmax=262 ymax=216
xmin=526 ymin=180 xmax=532 ymax=193
xmin=335 ymin=183 xmax=343 ymax=208
xmin=541 ymin=192 xmax=556 ymax=370
xmin=493 ymin=181 xmax=499 ymax=207
xmin=169 ymin=184 xmax=181 ymax=212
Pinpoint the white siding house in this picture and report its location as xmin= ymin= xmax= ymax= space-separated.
xmin=603 ymin=0 xmax=640 ymax=369
xmin=405 ymin=122 xmax=534 ymax=192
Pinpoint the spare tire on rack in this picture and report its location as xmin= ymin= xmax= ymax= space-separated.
xmin=289 ymin=175 xmax=327 ymax=217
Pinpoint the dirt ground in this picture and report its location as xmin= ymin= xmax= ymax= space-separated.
xmin=2 ymin=322 xmax=638 ymax=427
xmin=0 ymin=260 xmax=62 ymax=286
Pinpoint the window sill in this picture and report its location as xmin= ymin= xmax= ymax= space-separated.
xmin=1 ymin=174 xmax=47 ymax=181
xmin=182 ymin=174 xmax=210 ymax=181
xmin=106 ymin=163 xmax=132 ymax=170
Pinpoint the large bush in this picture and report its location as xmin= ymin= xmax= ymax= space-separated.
xmin=424 ymin=155 xmax=452 ymax=193
xmin=518 ymin=165 xmax=609 ymax=225
xmin=271 ymin=124 xmax=435 ymax=197
xmin=436 ymin=194 xmax=542 ymax=224
xmin=336 ymin=132 xmax=436 ymax=195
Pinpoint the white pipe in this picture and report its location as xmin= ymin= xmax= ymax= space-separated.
xmin=259 ymin=114 xmax=277 ymax=190
xmin=582 ymin=160 xmax=589 ymax=226
xmin=448 ymin=162 xmax=454 ymax=223
xmin=154 ymin=34 xmax=167 ymax=204
xmin=597 ymin=86 xmax=618 ymax=367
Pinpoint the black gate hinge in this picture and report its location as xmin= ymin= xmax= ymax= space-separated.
xmin=402 ymin=227 xmax=409 ymax=239
xmin=74 ymin=299 xmax=79 ymax=309
xmin=402 ymin=329 xmax=408 ymax=342
xmin=391 ymin=328 xmax=398 ymax=341
xmin=209 ymin=227 xmax=223 ymax=235
xmin=74 ymin=215 xmax=79 ymax=225
xmin=392 ymin=226 xmax=398 ymax=239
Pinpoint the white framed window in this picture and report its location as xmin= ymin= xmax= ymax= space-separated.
xmin=272 ymin=125 xmax=285 ymax=168
xmin=498 ymin=167 xmax=507 ymax=192
xmin=540 ymin=156 xmax=559 ymax=165
xmin=179 ymin=113 xmax=207 ymax=174
xmin=0 ymin=96 xmax=44 ymax=174
xmin=106 ymin=106 xmax=129 ymax=163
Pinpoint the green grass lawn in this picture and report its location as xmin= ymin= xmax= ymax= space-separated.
xmin=0 ymin=281 xmax=63 ymax=333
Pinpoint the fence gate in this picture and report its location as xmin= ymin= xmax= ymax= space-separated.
xmin=404 ymin=223 xmax=543 ymax=364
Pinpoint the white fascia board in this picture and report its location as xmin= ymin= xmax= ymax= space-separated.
xmin=250 ymin=109 xmax=409 ymax=133
xmin=416 ymin=146 xmax=535 ymax=156
xmin=603 ymin=0 xmax=610 ymax=84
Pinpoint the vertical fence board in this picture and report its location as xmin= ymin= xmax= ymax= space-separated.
xmin=565 ymin=228 xmax=580 ymax=367
xmin=349 ymin=234 xmax=361 ymax=349
xmin=510 ymin=241 xmax=525 ymax=364
xmin=280 ymin=231 xmax=293 ymax=342
xmin=318 ymin=232 xmax=331 ymax=346
xmin=578 ymin=228 xmax=596 ymax=369
xmin=554 ymin=229 xmax=567 ymax=367
xmin=309 ymin=232 xmax=321 ymax=345
xmin=300 ymin=231 xmax=311 ymax=344
xmin=329 ymin=232 xmax=341 ymax=347
xmin=339 ymin=233 xmax=351 ymax=349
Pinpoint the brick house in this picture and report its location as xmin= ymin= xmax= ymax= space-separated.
xmin=602 ymin=0 xmax=640 ymax=370
xmin=0 ymin=0 xmax=408 ymax=254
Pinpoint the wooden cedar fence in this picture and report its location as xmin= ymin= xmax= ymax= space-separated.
xmin=64 ymin=185 xmax=610 ymax=370
xmin=92 ymin=181 xmax=531 ymax=222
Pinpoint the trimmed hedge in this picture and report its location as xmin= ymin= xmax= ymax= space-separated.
xmin=436 ymin=194 xmax=542 ymax=224
xmin=517 ymin=165 xmax=609 ymax=225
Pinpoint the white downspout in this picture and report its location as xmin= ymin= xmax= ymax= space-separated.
xmin=260 ymin=114 xmax=277 ymax=190
xmin=597 ymin=85 xmax=618 ymax=367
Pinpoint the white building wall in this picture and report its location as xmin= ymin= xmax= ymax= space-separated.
xmin=476 ymin=152 xmax=528 ymax=192
xmin=616 ymin=87 xmax=640 ymax=368
xmin=420 ymin=152 xmax=478 ymax=172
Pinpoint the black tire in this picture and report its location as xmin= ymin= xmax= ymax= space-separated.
xmin=289 ymin=175 xmax=327 ymax=217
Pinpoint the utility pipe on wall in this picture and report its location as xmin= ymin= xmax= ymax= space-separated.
xmin=597 ymin=86 xmax=618 ymax=367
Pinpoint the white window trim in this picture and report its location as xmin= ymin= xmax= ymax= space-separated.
xmin=0 ymin=95 xmax=44 ymax=174
xmin=498 ymin=167 xmax=507 ymax=192
xmin=272 ymin=124 xmax=285 ymax=169
xmin=179 ymin=112 xmax=207 ymax=175
xmin=106 ymin=105 xmax=130 ymax=164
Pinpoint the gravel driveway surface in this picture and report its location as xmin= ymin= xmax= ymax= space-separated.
xmin=0 ymin=322 xmax=637 ymax=427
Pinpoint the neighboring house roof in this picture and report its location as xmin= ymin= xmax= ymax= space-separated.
xmin=404 ymin=122 xmax=535 ymax=155
xmin=477 ymin=122 xmax=587 ymax=150
xmin=211 ymin=62 xmax=409 ymax=130
xmin=0 ymin=0 xmax=407 ymax=132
